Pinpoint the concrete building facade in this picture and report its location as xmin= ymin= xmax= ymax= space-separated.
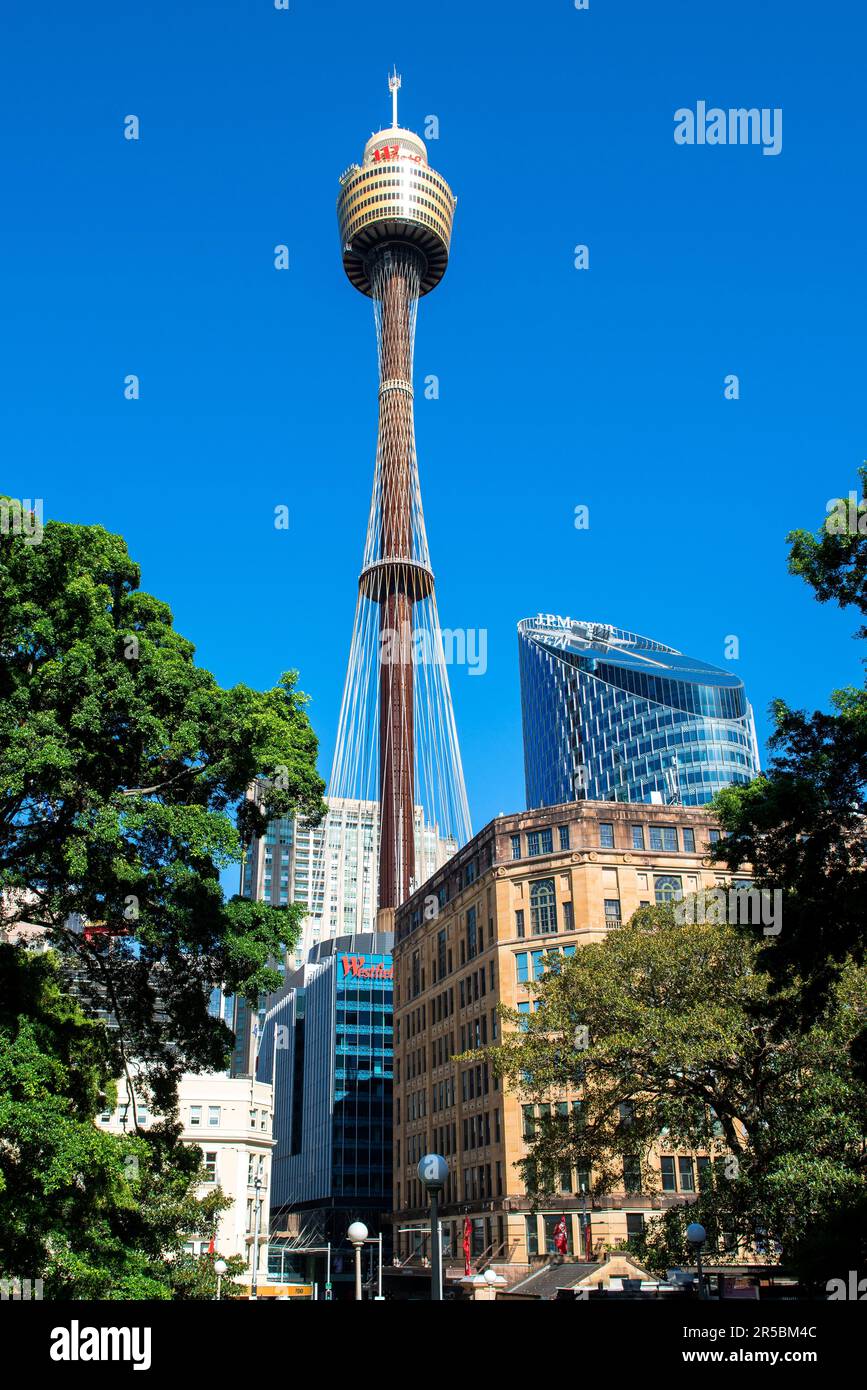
xmin=97 ymin=1071 xmax=274 ymax=1282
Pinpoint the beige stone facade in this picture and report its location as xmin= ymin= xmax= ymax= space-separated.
xmin=392 ymin=800 xmax=742 ymax=1271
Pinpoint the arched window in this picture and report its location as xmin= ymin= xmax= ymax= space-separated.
xmin=530 ymin=879 xmax=557 ymax=935
xmin=654 ymin=874 xmax=683 ymax=904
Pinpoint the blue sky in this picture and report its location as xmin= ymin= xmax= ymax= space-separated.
xmin=2 ymin=0 xmax=865 ymax=837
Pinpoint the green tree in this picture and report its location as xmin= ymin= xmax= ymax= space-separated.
xmin=477 ymin=906 xmax=867 ymax=1280
xmin=711 ymin=467 xmax=867 ymax=1053
xmin=0 ymin=944 xmax=244 ymax=1298
xmin=0 ymin=516 xmax=326 ymax=1106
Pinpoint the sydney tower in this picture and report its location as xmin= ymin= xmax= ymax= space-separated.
xmin=330 ymin=74 xmax=470 ymax=916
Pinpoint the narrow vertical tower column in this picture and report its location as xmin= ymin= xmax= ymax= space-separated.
xmin=330 ymin=76 xmax=472 ymax=910
xmin=373 ymin=247 xmax=422 ymax=907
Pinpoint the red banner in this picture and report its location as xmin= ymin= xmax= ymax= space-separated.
xmin=463 ymin=1217 xmax=471 ymax=1277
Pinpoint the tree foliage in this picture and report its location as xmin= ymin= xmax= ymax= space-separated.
xmin=0 ymin=516 xmax=326 ymax=1103
xmin=479 ymin=906 xmax=867 ymax=1279
xmin=0 ymin=945 xmax=245 ymax=1298
xmin=711 ymin=468 xmax=867 ymax=1049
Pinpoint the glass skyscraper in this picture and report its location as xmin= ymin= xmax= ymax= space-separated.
xmin=257 ymin=933 xmax=393 ymax=1263
xmin=518 ymin=615 xmax=760 ymax=808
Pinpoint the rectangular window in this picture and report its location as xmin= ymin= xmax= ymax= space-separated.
xmin=661 ymin=1156 xmax=677 ymax=1192
xmin=517 ymin=1000 xmax=531 ymax=1030
xmin=604 ymin=899 xmax=621 ymax=924
xmin=682 ymin=826 xmax=696 ymax=853
xmin=437 ymin=929 xmax=447 ymax=978
xmin=631 ymin=825 xmax=645 ymax=851
xmin=558 ymin=825 xmax=570 ymax=851
xmin=515 ymin=909 xmax=525 ymax=939
xmin=697 ymin=1156 xmax=713 ymax=1191
xmin=203 ymin=1150 xmax=217 ymax=1182
xmin=626 ymin=1213 xmax=645 ymax=1243
xmin=189 ymin=1106 xmax=202 ymax=1127
xmin=623 ymin=1160 xmax=642 ymax=1192
xmin=467 ymin=906 xmax=477 ymax=960
xmin=208 ymin=1106 xmax=220 ymax=1127
xmin=599 ymin=823 xmax=615 ymax=849
xmin=527 ymin=827 xmax=553 ymax=857
xmin=530 ymin=949 xmax=545 ymax=980
xmin=678 ymin=1156 xmax=695 ymax=1193
xmin=511 ymin=834 xmax=521 ymax=860
xmin=563 ymin=901 xmax=574 ymax=931
xmin=524 ymin=1216 xmax=539 ymax=1258
xmin=650 ymin=825 xmax=678 ymax=852
xmin=707 ymin=828 xmax=721 ymax=844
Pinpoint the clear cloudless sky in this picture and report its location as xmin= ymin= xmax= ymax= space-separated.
xmin=2 ymin=0 xmax=865 ymax=837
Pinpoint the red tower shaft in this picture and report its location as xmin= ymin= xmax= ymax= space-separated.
xmin=375 ymin=251 xmax=418 ymax=908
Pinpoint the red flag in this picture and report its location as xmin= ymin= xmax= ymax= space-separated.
xmin=207 ymin=1237 xmax=215 ymax=1255
xmin=554 ymin=1215 xmax=568 ymax=1255
xmin=463 ymin=1217 xmax=472 ymax=1277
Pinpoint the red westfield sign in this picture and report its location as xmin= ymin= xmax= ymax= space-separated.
xmin=340 ymin=955 xmax=394 ymax=981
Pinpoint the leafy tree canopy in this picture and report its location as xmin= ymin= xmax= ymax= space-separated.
xmin=0 ymin=944 xmax=245 ymax=1298
xmin=0 ymin=516 xmax=326 ymax=1102
xmin=711 ymin=467 xmax=867 ymax=1046
xmin=478 ymin=905 xmax=867 ymax=1280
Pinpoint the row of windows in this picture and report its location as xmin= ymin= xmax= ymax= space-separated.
xmin=463 ymin=1108 xmax=501 ymax=1153
xmin=343 ymin=205 xmax=449 ymax=242
xmin=103 ymin=1102 xmax=269 ymax=1134
xmin=511 ymin=825 xmax=570 ymax=859
xmin=342 ymin=162 xmax=452 ymax=200
xmin=599 ymin=821 xmax=720 ymax=853
xmin=515 ymin=944 xmax=577 ymax=983
xmin=461 ymin=1061 xmax=494 ymax=1102
xmin=341 ymin=177 xmax=453 ymax=218
xmin=459 ymin=964 xmax=488 ymax=1008
xmin=431 ymin=1077 xmax=456 ymax=1112
xmin=342 ymin=190 xmax=451 ymax=223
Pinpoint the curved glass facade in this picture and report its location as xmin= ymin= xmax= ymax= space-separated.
xmin=518 ymin=615 xmax=760 ymax=808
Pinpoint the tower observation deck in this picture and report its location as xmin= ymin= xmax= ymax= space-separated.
xmin=329 ymin=73 xmax=470 ymax=913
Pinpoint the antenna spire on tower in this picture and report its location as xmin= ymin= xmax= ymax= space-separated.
xmin=388 ymin=66 xmax=401 ymax=127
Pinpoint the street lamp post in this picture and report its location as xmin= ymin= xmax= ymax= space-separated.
xmin=687 ymin=1222 xmax=708 ymax=1300
xmin=348 ymin=1222 xmax=369 ymax=1302
xmin=214 ymin=1258 xmax=228 ymax=1302
xmin=251 ymin=1174 xmax=263 ymax=1300
xmin=418 ymin=1154 xmax=449 ymax=1302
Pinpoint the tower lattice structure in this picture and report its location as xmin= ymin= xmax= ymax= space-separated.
xmin=329 ymin=74 xmax=471 ymax=913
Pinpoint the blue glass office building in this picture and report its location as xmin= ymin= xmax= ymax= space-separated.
xmin=518 ymin=615 xmax=760 ymax=808
xmin=257 ymin=933 xmax=393 ymax=1255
